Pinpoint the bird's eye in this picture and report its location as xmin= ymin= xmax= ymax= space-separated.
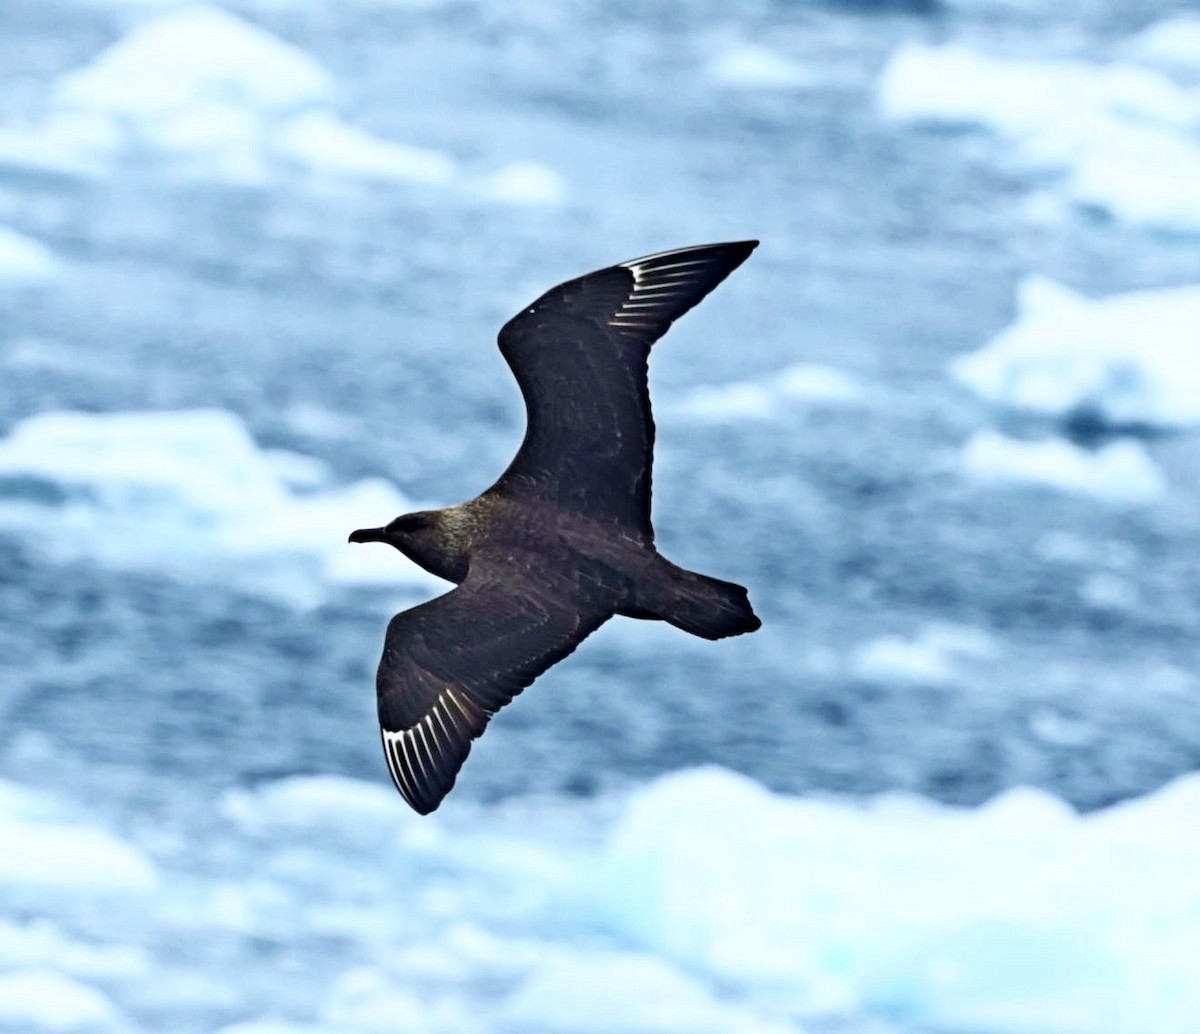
xmin=390 ymin=514 xmax=427 ymax=534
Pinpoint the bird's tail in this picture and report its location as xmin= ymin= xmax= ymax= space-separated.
xmin=635 ymin=561 xmax=761 ymax=641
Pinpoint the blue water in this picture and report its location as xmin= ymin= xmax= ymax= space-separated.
xmin=0 ymin=1 xmax=1198 ymax=1031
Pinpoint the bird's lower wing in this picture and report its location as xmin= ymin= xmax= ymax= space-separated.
xmin=375 ymin=560 xmax=611 ymax=814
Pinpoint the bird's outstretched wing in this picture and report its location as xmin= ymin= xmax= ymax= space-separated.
xmin=494 ymin=241 xmax=758 ymax=535
xmin=375 ymin=554 xmax=611 ymax=814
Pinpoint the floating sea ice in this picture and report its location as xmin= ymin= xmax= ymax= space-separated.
xmin=1 ymin=5 xmax=463 ymax=189
xmin=0 ymin=112 xmax=120 ymax=177
xmin=1 ymin=5 xmax=569 ymax=195
xmin=674 ymin=363 xmax=861 ymax=422
xmin=951 ymin=275 xmax=1200 ymax=430
xmin=708 ymin=43 xmax=812 ymax=89
xmin=595 ymin=766 xmax=1200 ymax=1034
xmin=1127 ymin=13 xmax=1200 ymax=81
xmin=56 ymin=6 xmax=332 ymax=121
xmin=878 ymin=44 xmax=1198 ymax=140
xmin=960 ymin=430 xmax=1166 ymax=504
xmin=220 ymin=774 xmax=428 ymax=852
xmin=272 ymin=111 xmax=459 ymax=185
xmin=877 ymin=43 xmax=1200 ymax=230
xmin=318 ymin=968 xmax=430 ymax=1033
xmin=0 ymin=408 xmax=443 ymax=601
xmin=0 ymin=780 xmax=158 ymax=895
xmin=0 ymin=920 xmax=149 ymax=981
xmin=0 ymin=969 xmax=126 ymax=1032
xmin=849 ymin=621 xmax=998 ymax=686
xmin=503 ymin=952 xmax=800 ymax=1034
xmin=475 ymin=160 xmax=569 ymax=206
xmin=0 ymin=226 xmax=60 ymax=285
xmin=214 ymin=1022 xmax=328 ymax=1034
xmin=1066 ymin=120 xmax=1200 ymax=229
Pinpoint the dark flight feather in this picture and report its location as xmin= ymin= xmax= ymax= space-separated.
xmin=356 ymin=242 xmax=761 ymax=814
xmin=495 ymin=241 xmax=758 ymax=533
xmin=376 ymin=552 xmax=610 ymax=814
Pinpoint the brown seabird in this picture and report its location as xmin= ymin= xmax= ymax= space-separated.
xmin=349 ymin=241 xmax=762 ymax=813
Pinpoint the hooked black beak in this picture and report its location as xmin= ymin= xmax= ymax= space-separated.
xmin=349 ymin=526 xmax=388 ymax=544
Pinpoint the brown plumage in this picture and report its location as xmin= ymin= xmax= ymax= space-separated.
xmin=349 ymin=241 xmax=761 ymax=814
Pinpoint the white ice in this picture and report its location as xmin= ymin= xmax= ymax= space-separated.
xmin=0 ymin=227 xmax=60 ymax=285
xmin=598 ymin=766 xmax=1200 ymax=1034
xmin=673 ymin=363 xmax=862 ymax=423
xmin=878 ymin=42 xmax=1200 ymax=231
xmin=0 ymin=6 xmax=565 ymax=198
xmin=951 ymin=275 xmax=1200 ymax=429
xmin=850 ymin=622 xmax=999 ymax=686
xmin=1127 ymin=14 xmax=1200 ymax=81
xmin=474 ymin=161 xmax=570 ymax=206
xmin=960 ymin=430 xmax=1166 ymax=504
xmin=3 ymin=766 xmax=1197 ymax=1033
xmin=503 ymin=952 xmax=799 ymax=1034
xmin=0 ymin=969 xmax=125 ymax=1032
xmin=708 ymin=44 xmax=812 ymax=90
xmin=0 ymin=780 xmax=157 ymax=895
xmin=270 ymin=111 xmax=458 ymax=186
xmin=0 ymin=408 xmax=444 ymax=605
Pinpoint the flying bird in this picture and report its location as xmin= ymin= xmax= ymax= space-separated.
xmin=349 ymin=241 xmax=762 ymax=813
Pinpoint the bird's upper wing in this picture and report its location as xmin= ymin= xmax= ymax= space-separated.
xmin=494 ymin=241 xmax=758 ymax=535
xmin=375 ymin=553 xmax=611 ymax=814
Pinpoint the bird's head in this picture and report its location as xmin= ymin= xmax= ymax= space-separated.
xmin=348 ymin=511 xmax=438 ymax=554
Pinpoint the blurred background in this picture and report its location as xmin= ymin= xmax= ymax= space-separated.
xmin=0 ymin=0 xmax=1198 ymax=1031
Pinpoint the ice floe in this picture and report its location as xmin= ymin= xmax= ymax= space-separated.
xmin=1127 ymin=14 xmax=1200 ymax=81
xmin=0 ymin=408 xmax=443 ymax=604
xmin=878 ymin=42 xmax=1200 ymax=231
xmin=850 ymin=622 xmax=999 ymax=686
xmin=598 ymin=766 xmax=1200 ymax=1033
xmin=673 ymin=363 xmax=862 ymax=423
xmin=0 ymin=781 xmax=157 ymax=896
xmin=0 ymin=227 xmax=60 ymax=285
xmin=951 ymin=275 xmax=1200 ymax=430
xmin=1 ymin=766 xmax=1197 ymax=1033
xmin=503 ymin=953 xmax=797 ymax=1034
xmin=960 ymin=430 xmax=1166 ymax=504
xmin=0 ymin=921 xmax=149 ymax=982
xmin=0 ymin=6 xmax=565 ymax=199
xmin=270 ymin=110 xmax=457 ymax=186
xmin=708 ymin=43 xmax=812 ymax=90
xmin=475 ymin=160 xmax=569 ymax=206
xmin=0 ymin=969 xmax=125 ymax=1032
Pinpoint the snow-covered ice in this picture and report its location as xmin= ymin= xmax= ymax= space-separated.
xmin=503 ymin=953 xmax=798 ymax=1034
xmin=0 ymin=6 xmax=565 ymax=197
xmin=960 ymin=430 xmax=1166 ymax=504
xmin=270 ymin=111 xmax=458 ymax=186
xmin=850 ymin=622 xmax=999 ymax=686
xmin=708 ymin=44 xmax=812 ymax=89
xmin=0 ymin=408 xmax=442 ymax=604
xmin=1127 ymin=14 xmax=1200 ymax=81
xmin=475 ymin=160 xmax=570 ymax=206
xmin=1 ymin=766 xmax=1197 ymax=1033
xmin=951 ymin=275 xmax=1200 ymax=430
xmin=0 ymin=227 xmax=60 ymax=285
xmin=55 ymin=7 xmax=334 ymax=126
xmin=878 ymin=42 xmax=1200 ymax=231
xmin=0 ymin=781 xmax=158 ymax=895
xmin=598 ymin=766 xmax=1200 ymax=1034
xmin=673 ymin=363 xmax=861 ymax=423
xmin=0 ymin=969 xmax=125 ymax=1032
